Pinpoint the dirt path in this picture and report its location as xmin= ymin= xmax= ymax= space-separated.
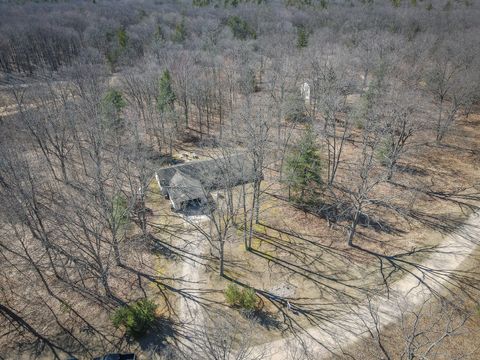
xmin=176 ymin=215 xmax=209 ymax=343
xmin=252 ymin=211 xmax=480 ymax=359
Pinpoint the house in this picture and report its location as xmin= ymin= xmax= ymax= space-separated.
xmin=155 ymin=153 xmax=257 ymax=213
xmin=166 ymin=171 xmax=208 ymax=211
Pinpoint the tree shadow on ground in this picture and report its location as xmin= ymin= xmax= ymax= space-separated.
xmin=247 ymin=211 xmax=479 ymax=306
xmin=265 ymin=191 xmax=406 ymax=236
xmin=407 ymin=209 xmax=474 ymax=234
xmin=241 ymin=221 xmax=382 ymax=297
xmin=221 ymin=273 xmax=361 ymax=350
xmin=143 ymin=232 xmax=212 ymax=268
xmin=370 ymin=196 xmax=478 ymax=236
xmin=129 ymin=233 xmax=178 ymax=260
xmin=222 ymin=274 xmax=305 ymax=334
xmin=388 ymin=181 xmax=480 ymax=215
xmin=248 ymin=247 xmax=363 ymax=298
xmin=118 ymin=262 xmax=224 ymax=317
xmin=137 ymin=317 xmax=177 ymax=352
xmin=253 ymin=310 xmax=283 ymax=330
xmin=436 ymin=142 xmax=480 ymax=157
xmin=349 ymin=231 xmax=480 ymax=301
xmin=239 ymin=302 xmax=284 ymax=331
xmin=394 ymin=164 xmax=428 ymax=177
xmin=147 ymin=151 xmax=184 ymax=166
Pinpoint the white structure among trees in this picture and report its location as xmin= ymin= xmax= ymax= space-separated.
xmin=301 ymin=81 xmax=311 ymax=103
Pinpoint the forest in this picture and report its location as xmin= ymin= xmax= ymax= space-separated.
xmin=0 ymin=0 xmax=480 ymax=359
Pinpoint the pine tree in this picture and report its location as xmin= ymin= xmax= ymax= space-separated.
xmin=157 ymin=69 xmax=176 ymax=113
xmin=285 ymin=125 xmax=322 ymax=202
xmin=226 ymin=16 xmax=257 ymax=40
xmin=391 ymin=0 xmax=401 ymax=7
xmin=172 ymin=18 xmax=187 ymax=43
xmin=155 ymin=25 xmax=165 ymax=41
xmin=117 ymin=27 xmax=128 ymax=49
xmin=102 ymin=88 xmax=126 ymax=130
xmin=296 ymin=25 xmax=309 ymax=48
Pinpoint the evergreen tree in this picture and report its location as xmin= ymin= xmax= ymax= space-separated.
xmin=117 ymin=27 xmax=128 ymax=49
xmin=285 ymin=0 xmax=312 ymax=7
xmin=112 ymin=299 xmax=157 ymax=339
xmin=226 ymin=16 xmax=257 ymax=40
xmin=102 ymin=88 xmax=126 ymax=130
xmin=391 ymin=0 xmax=401 ymax=7
xmin=285 ymin=125 xmax=322 ymax=202
xmin=111 ymin=193 xmax=129 ymax=233
xmin=157 ymin=69 xmax=176 ymax=113
xmin=172 ymin=18 xmax=187 ymax=43
xmin=193 ymin=0 xmax=212 ymax=6
xmin=239 ymin=67 xmax=257 ymax=94
xmin=296 ymin=25 xmax=309 ymax=48
xmin=285 ymin=91 xmax=307 ymax=123
xmin=155 ymin=25 xmax=165 ymax=41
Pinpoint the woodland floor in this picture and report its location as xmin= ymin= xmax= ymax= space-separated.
xmin=130 ymin=111 xmax=480 ymax=358
xmin=2 ymin=90 xmax=479 ymax=359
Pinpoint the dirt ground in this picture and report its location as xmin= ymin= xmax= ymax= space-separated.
xmin=134 ymin=109 xmax=480 ymax=357
xmin=2 ymin=80 xmax=478 ymax=358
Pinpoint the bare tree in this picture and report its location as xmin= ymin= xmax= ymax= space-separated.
xmin=425 ymin=37 xmax=480 ymax=143
xmin=310 ymin=60 xmax=353 ymax=187
xmin=346 ymin=294 xmax=477 ymax=360
xmin=191 ymin=312 xmax=266 ymax=360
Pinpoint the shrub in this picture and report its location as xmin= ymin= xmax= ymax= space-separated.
xmin=225 ymin=283 xmax=242 ymax=304
xmin=225 ymin=284 xmax=258 ymax=311
xmin=112 ymin=298 xmax=157 ymax=339
xmin=239 ymin=287 xmax=257 ymax=310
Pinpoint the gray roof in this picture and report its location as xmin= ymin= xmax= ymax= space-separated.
xmin=168 ymin=171 xmax=207 ymax=204
xmin=156 ymin=153 xmax=257 ymax=192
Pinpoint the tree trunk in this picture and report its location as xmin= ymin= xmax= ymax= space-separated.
xmin=348 ymin=206 xmax=361 ymax=246
xmin=242 ymin=183 xmax=249 ymax=251
xmin=219 ymin=238 xmax=225 ymax=277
